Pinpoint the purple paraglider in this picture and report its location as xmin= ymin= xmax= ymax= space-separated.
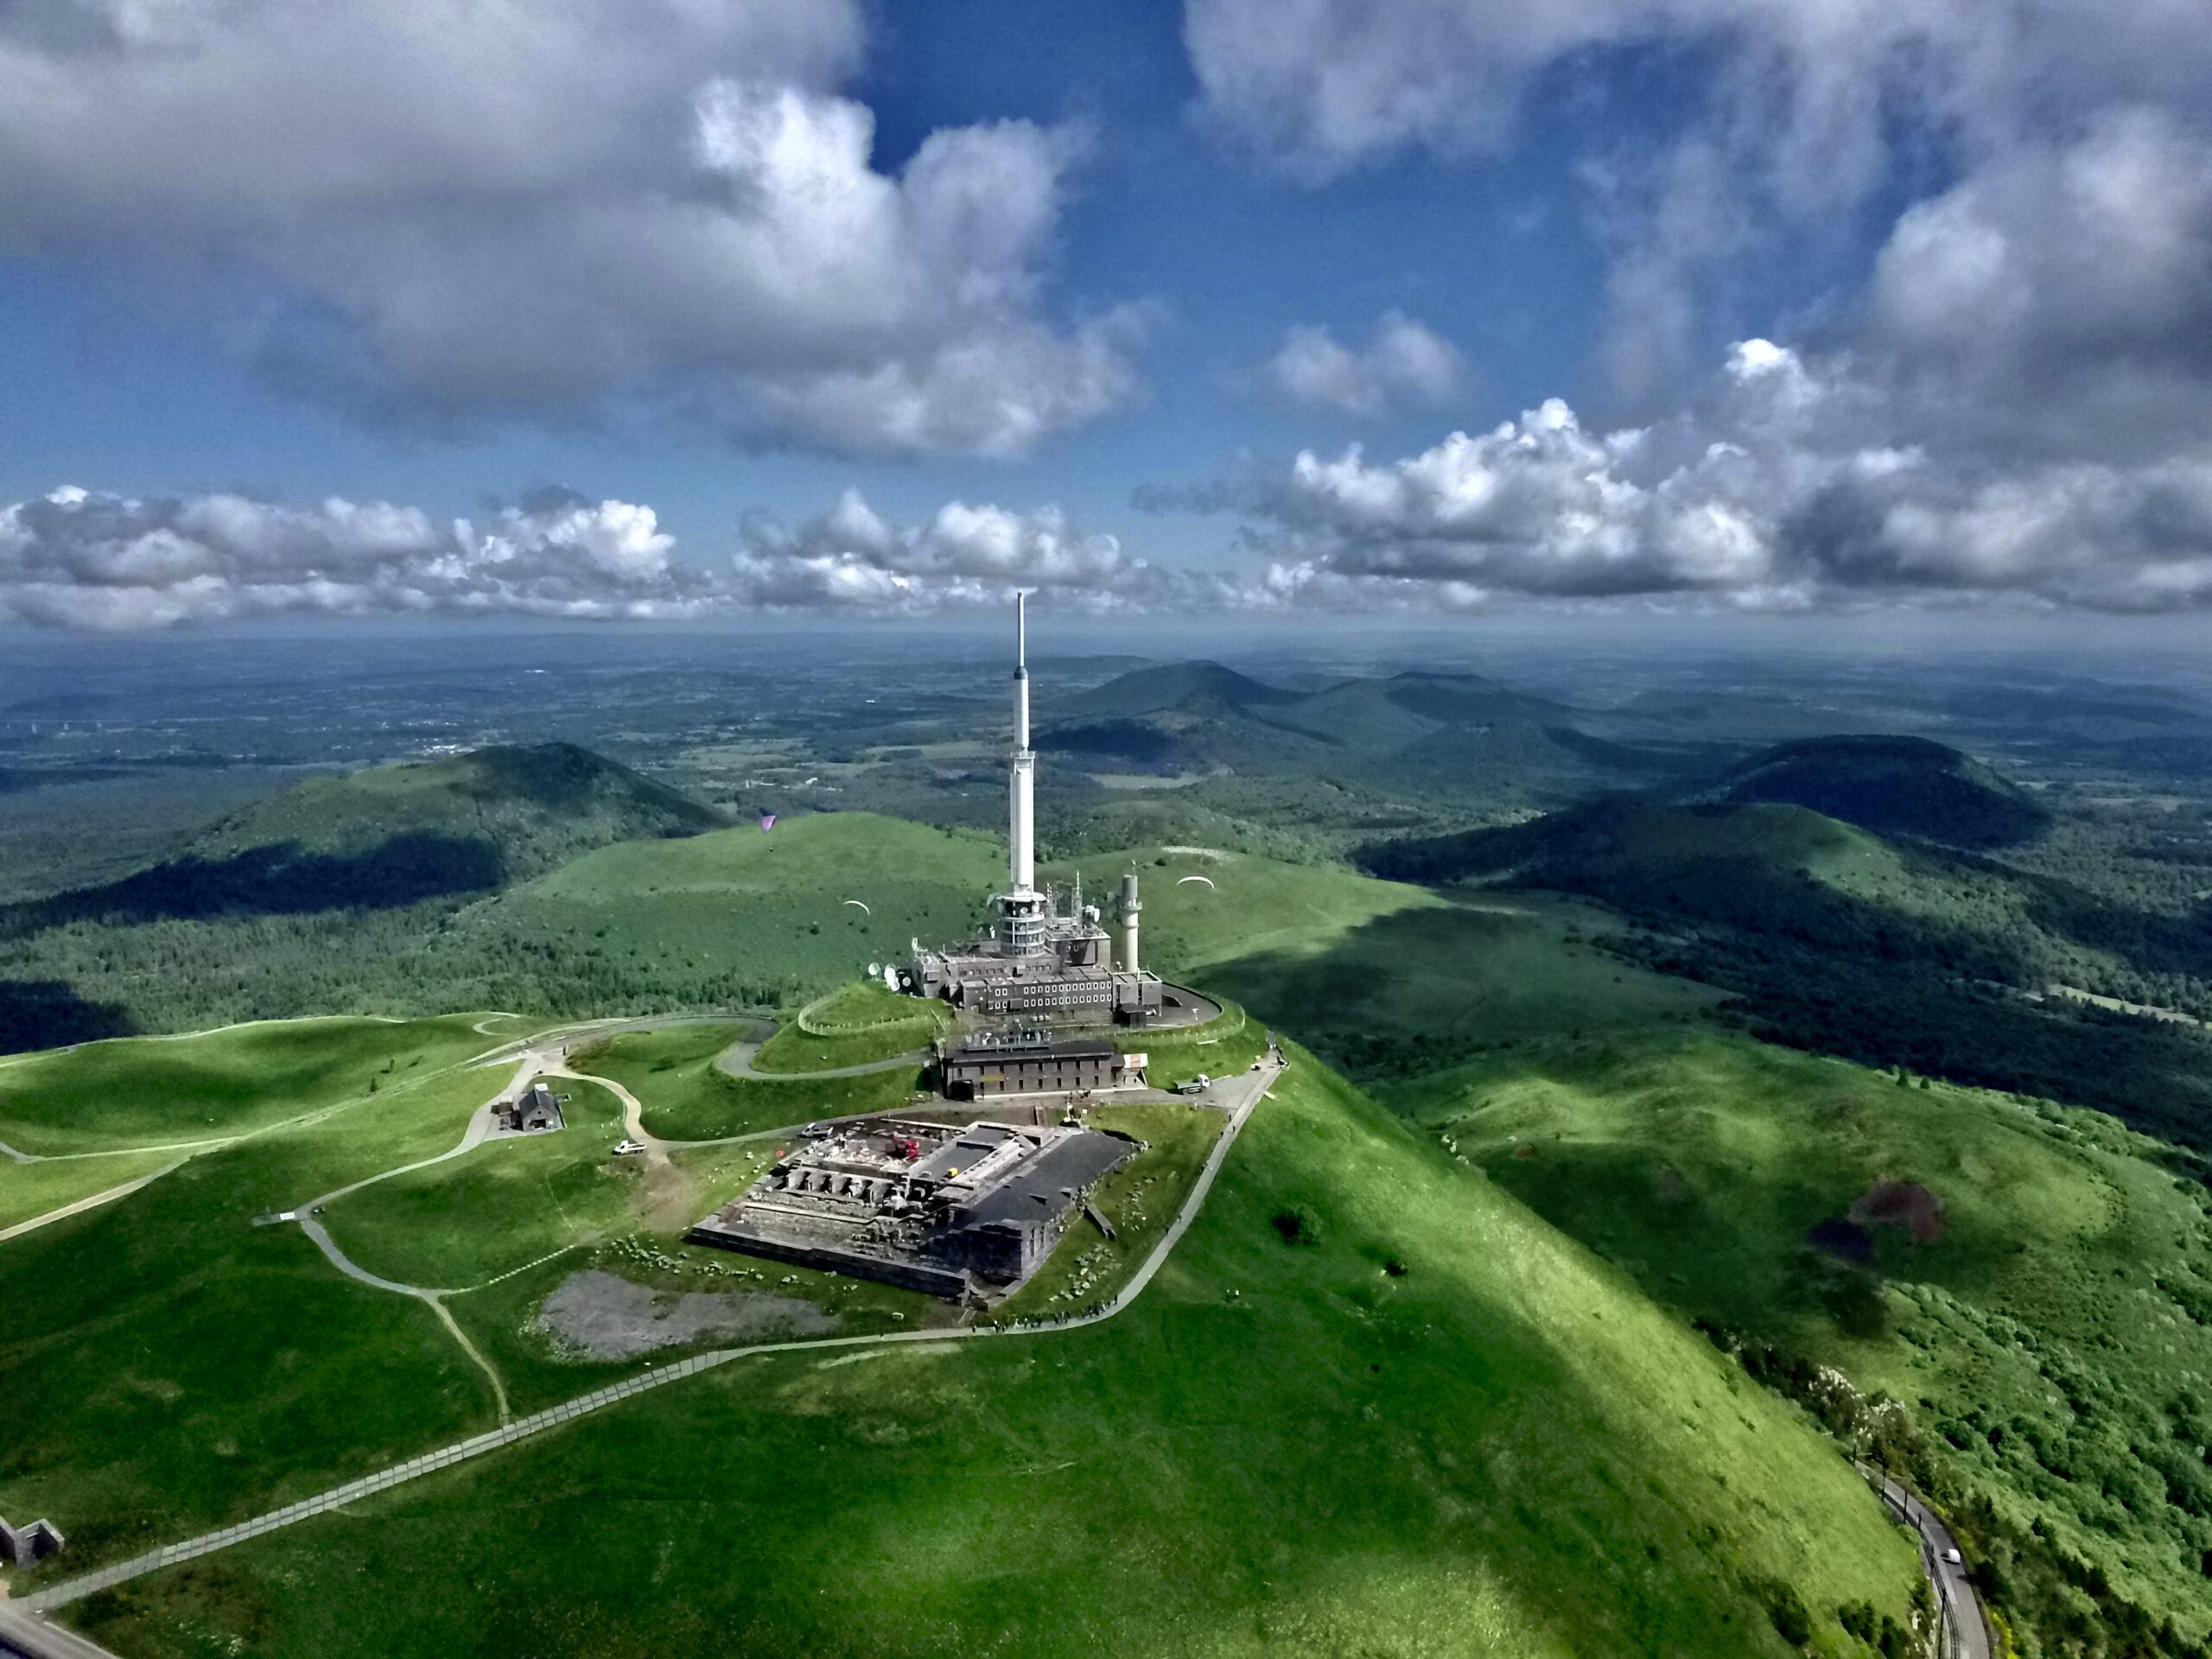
xmin=760 ymin=812 xmax=776 ymax=832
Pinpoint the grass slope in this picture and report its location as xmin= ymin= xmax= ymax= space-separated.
xmin=0 ymin=1015 xmax=489 ymax=1157
xmin=323 ymin=1078 xmax=632 ymax=1290
xmin=1709 ymin=734 xmax=2050 ymax=850
xmin=753 ymin=979 xmax=953 ymax=1072
xmin=1394 ymin=1032 xmax=2212 ymax=1654
xmin=0 ymin=1053 xmax=513 ymax=1574
xmin=67 ymin=1058 xmax=1920 ymax=1659
xmin=0 ymin=1149 xmax=177 ymax=1233
xmin=461 ymin=811 xmax=1005 ymax=1006
xmin=572 ymin=1022 xmax=923 ymax=1142
xmin=189 ymin=742 xmax=724 ymax=877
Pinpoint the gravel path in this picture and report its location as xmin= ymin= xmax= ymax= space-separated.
xmin=0 ymin=1161 xmax=185 ymax=1245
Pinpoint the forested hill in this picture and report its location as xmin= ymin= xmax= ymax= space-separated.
xmin=10 ymin=743 xmax=726 ymax=927
xmin=1058 ymin=660 xmax=1298 ymax=719
xmin=1701 ymin=734 xmax=2050 ymax=849
xmin=190 ymin=743 xmax=723 ymax=875
xmin=1359 ymin=790 xmax=2212 ymax=1146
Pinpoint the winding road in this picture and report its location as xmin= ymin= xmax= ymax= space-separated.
xmin=1860 ymin=1463 xmax=1992 ymax=1659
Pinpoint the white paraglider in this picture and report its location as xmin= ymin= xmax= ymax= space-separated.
xmin=1176 ymin=874 xmax=1217 ymax=889
xmin=843 ymin=899 xmax=872 ymax=915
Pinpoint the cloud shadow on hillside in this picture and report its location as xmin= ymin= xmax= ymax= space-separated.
xmin=3 ymin=832 xmax=505 ymax=935
xmin=0 ymin=978 xmax=137 ymax=1054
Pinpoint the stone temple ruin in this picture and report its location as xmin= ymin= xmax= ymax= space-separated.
xmin=689 ymin=1116 xmax=1136 ymax=1300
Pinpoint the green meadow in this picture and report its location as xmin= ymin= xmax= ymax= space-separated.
xmin=323 ymin=1077 xmax=632 ymax=1290
xmin=752 ymin=979 xmax=953 ymax=1073
xmin=571 ymin=1021 xmax=926 ymax=1141
xmin=0 ymin=1149 xmax=177 ymax=1234
xmin=0 ymin=1049 xmax=511 ymax=1570
xmin=0 ymin=1015 xmax=490 ymax=1156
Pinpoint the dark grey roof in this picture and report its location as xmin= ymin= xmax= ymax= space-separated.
xmin=957 ymin=1131 xmax=1135 ymax=1229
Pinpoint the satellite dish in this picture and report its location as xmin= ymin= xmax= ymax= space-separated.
xmin=868 ymin=963 xmax=882 ymax=978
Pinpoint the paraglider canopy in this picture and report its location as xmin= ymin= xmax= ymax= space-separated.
xmin=843 ymin=899 xmax=872 ymax=914
xmin=1177 ymin=874 xmax=1217 ymax=888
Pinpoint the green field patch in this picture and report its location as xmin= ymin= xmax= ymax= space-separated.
xmin=0 ymin=1149 xmax=178 ymax=1235
xmin=0 ymin=1015 xmax=489 ymax=1157
xmin=73 ymin=1057 xmax=1919 ymax=1659
xmin=320 ymin=1078 xmax=636 ymax=1290
xmin=753 ymin=980 xmax=952 ymax=1073
xmin=0 ymin=1077 xmax=518 ymax=1577
xmin=474 ymin=812 xmax=1005 ymax=1001
xmin=1395 ymin=1031 xmax=2212 ymax=1649
xmin=1192 ymin=888 xmax=1715 ymax=1084
xmin=574 ymin=1022 xmax=925 ymax=1141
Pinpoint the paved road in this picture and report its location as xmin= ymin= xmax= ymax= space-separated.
xmin=19 ymin=1052 xmax=1282 ymax=1620
xmin=0 ymin=1605 xmax=124 ymax=1659
xmin=1861 ymin=1464 xmax=1992 ymax=1659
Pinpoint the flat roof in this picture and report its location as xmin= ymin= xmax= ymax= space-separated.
xmin=959 ymin=1131 xmax=1136 ymax=1228
xmin=944 ymin=1037 xmax=1116 ymax=1065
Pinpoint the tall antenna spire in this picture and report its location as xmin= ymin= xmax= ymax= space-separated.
xmin=1007 ymin=590 xmax=1035 ymax=896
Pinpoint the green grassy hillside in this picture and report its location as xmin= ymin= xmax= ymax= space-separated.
xmin=461 ymin=811 xmax=1005 ymax=1005
xmin=1392 ymin=1032 xmax=2212 ymax=1656
xmin=0 ymin=746 xmax=728 ymax=1046
xmin=0 ymin=1015 xmax=489 ymax=1156
xmin=0 ymin=1033 xmax=516 ymax=1568
xmin=61 ymin=1058 xmax=1923 ymax=1659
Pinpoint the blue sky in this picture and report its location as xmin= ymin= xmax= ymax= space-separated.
xmin=2 ymin=1 xmax=2209 ymax=628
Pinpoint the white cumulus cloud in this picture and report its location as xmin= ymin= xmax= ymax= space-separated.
xmin=0 ymin=486 xmax=700 ymax=631
xmin=1263 ymin=312 xmax=1465 ymax=416
xmin=1235 ymin=340 xmax=2212 ymax=613
xmin=0 ymin=2 xmax=1140 ymax=456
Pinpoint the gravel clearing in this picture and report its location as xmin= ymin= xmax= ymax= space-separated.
xmin=535 ymin=1268 xmax=836 ymax=1361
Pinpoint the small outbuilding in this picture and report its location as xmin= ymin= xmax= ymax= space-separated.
xmin=495 ymin=1080 xmax=568 ymax=1135
xmin=0 ymin=1514 xmax=64 ymax=1566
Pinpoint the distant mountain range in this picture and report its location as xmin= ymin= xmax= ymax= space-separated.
xmin=1040 ymin=660 xmax=1739 ymax=801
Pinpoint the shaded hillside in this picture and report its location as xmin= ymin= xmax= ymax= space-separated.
xmin=10 ymin=744 xmax=724 ymax=928
xmin=1360 ymin=796 xmax=2212 ymax=1144
xmin=1705 ymin=734 xmax=2050 ymax=849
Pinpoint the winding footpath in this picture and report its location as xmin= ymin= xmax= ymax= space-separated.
xmin=14 ymin=1054 xmax=1281 ymax=1623
xmin=283 ymin=1058 xmax=531 ymax=1425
